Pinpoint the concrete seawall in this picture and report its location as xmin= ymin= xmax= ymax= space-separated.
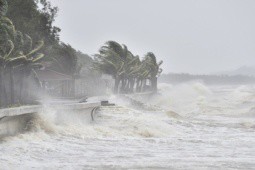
xmin=0 ymin=102 xmax=100 ymax=138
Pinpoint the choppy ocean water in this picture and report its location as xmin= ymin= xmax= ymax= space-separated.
xmin=1 ymin=83 xmax=255 ymax=169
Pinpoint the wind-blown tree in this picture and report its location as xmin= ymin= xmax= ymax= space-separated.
xmin=0 ymin=0 xmax=16 ymax=106
xmin=0 ymin=0 xmax=44 ymax=107
xmin=0 ymin=40 xmax=14 ymax=106
xmin=7 ymin=0 xmax=60 ymax=45
xmin=6 ymin=0 xmax=80 ymax=78
xmin=94 ymin=41 xmax=129 ymax=93
xmin=94 ymin=41 xmax=163 ymax=94
xmin=135 ymin=58 xmax=151 ymax=92
xmin=143 ymin=52 xmax=163 ymax=92
xmin=125 ymin=55 xmax=141 ymax=93
xmin=47 ymin=43 xmax=77 ymax=76
xmin=8 ymin=39 xmax=44 ymax=104
xmin=0 ymin=0 xmax=7 ymax=106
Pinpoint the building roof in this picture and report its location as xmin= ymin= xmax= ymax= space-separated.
xmin=36 ymin=69 xmax=72 ymax=81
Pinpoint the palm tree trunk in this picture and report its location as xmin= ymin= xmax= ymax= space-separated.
xmin=114 ymin=76 xmax=121 ymax=94
xmin=130 ymin=78 xmax=135 ymax=93
xmin=136 ymin=79 xmax=141 ymax=92
xmin=141 ymin=79 xmax=145 ymax=92
xmin=120 ymin=78 xmax=126 ymax=93
xmin=126 ymin=79 xmax=130 ymax=93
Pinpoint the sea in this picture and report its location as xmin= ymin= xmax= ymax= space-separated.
xmin=1 ymin=82 xmax=255 ymax=170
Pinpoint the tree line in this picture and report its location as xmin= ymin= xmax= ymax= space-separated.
xmin=94 ymin=41 xmax=163 ymax=94
xmin=0 ymin=0 xmax=46 ymax=107
xmin=0 ymin=0 xmax=164 ymax=108
xmin=6 ymin=0 xmax=82 ymax=76
xmin=0 ymin=0 xmax=91 ymax=108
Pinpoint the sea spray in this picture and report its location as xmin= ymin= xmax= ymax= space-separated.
xmin=1 ymin=83 xmax=255 ymax=169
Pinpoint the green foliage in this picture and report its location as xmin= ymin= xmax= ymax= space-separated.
xmin=0 ymin=0 xmax=45 ymax=107
xmin=6 ymin=0 xmax=82 ymax=78
xmin=144 ymin=52 xmax=163 ymax=78
xmin=44 ymin=43 xmax=78 ymax=76
xmin=0 ymin=0 xmax=8 ymax=16
xmin=94 ymin=40 xmax=163 ymax=93
xmin=6 ymin=0 xmax=60 ymax=44
xmin=95 ymin=41 xmax=163 ymax=79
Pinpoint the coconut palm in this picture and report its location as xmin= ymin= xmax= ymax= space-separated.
xmin=0 ymin=0 xmax=16 ymax=106
xmin=124 ymin=54 xmax=141 ymax=93
xmin=94 ymin=41 xmax=163 ymax=94
xmin=94 ymin=41 xmax=130 ymax=93
xmin=143 ymin=52 xmax=163 ymax=92
xmin=0 ymin=0 xmax=44 ymax=106
xmin=136 ymin=58 xmax=151 ymax=92
xmin=7 ymin=39 xmax=44 ymax=104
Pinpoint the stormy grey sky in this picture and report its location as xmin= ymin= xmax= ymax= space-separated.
xmin=50 ymin=0 xmax=255 ymax=74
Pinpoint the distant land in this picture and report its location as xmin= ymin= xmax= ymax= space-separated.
xmin=216 ymin=66 xmax=255 ymax=76
xmin=160 ymin=66 xmax=255 ymax=85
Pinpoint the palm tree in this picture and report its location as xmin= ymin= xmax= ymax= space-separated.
xmin=124 ymin=54 xmax=141 ymax=93
xmin=0 ymin=0 xmax=16 ymax=106
xmin=144 ymin=52 xmax=163 ymax=92
xmin=0 ymin=0 xmax=44 ymax=106
xmin=94 ymin=41 xmax=130 ymax=94
xmin=94 ymin=41 xmax=163 ymax=94
xmin=137 ymin=58 xmax=151 ymax=92
xmin=7 ymin=39 xmax=44 ymax=104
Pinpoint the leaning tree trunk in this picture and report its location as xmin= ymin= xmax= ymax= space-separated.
xmin=136 ymin=79 xmax=141 ymax=92
xmin=120 ymin=78 xmax=126 ymax=94
xmin=129 ymin=78 xmax=135 ymax=93
xmin=125 ymin=78 xmax=130 ymax=93
xmin=114 ymin=76 xmax=121 ymax=94
xmin=141 ymin=79 xmax=146 ymax=92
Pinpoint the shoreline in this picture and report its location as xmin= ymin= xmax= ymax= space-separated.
xmin=0 ymin=101 xmax=101 ymax=138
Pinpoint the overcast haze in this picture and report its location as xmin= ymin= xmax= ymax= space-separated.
xmin=50 ymin=0 xmax=255 ymax=74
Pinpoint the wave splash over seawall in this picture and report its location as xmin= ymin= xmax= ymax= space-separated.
xmin=1 ymin=82 xmax=255 ymax=169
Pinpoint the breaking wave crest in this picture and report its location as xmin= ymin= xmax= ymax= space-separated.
xmin=2 ymin=82 xmax=255 ymax=142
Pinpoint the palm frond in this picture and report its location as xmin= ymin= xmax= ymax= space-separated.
xmin=23 ymin=34 xmax=32 ymax=54
xmin=32 ymin=53 xmax=44 ymax=62
xmin=26 ymin=40 xmax=44 ymax=57
xmin=5 ymin=55 xmax=27 ymax=67
xmin=4 ymin=40 xmax=14 ymax=59
xmin=158 ymin=60 xmax=163 ymax=66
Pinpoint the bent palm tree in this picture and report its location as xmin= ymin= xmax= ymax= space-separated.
xmin=0 ymin=0 xmax=45 ymax=105
xmin=8 ymin=38 xmax=45 ymax=104
xmin=94 ymin=41 xmax=163 ymax=94
xmin=0 ymin=4 xmax=16 ymax=105
xmin=94 ymin=41 xmax=130 ymax=93
xmin=144 ymin=52 xmax=163 ymax=92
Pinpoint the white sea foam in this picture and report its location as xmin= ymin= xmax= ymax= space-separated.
xmin=1 ymin=82 xmax=255 ymax=169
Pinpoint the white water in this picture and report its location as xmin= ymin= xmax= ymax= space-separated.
xmin=1 ymin=83 xmax=255 ymax=169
